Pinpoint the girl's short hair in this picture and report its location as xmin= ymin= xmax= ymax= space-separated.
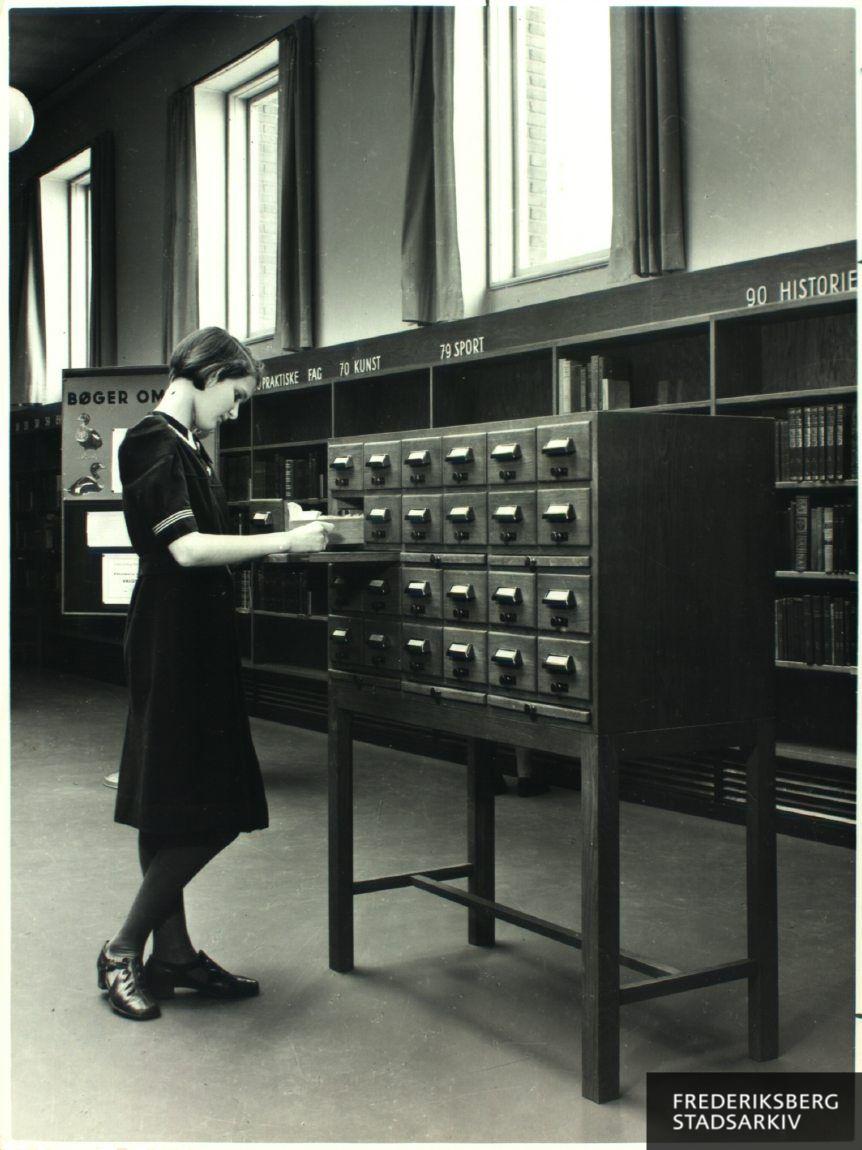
xmin=168 ymin=327 xmax=263 ymax=391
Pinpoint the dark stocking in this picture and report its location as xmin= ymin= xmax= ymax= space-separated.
xmin=109 ymin=830 xmax=238 ymax=961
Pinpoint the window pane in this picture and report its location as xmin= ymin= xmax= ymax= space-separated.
xmin=69 ymin=176 xmax=91 ymax=367
xmin=512 ymin=4 xmax=612 ymax=274
xmin=247 ymin=88 xmax=279 ymax=336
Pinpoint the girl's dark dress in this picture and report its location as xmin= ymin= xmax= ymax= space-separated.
xmin=114 ymin=412 xmax=269 ymax=835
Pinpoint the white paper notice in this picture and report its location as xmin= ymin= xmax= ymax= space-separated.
xmin=86 ymin=510 xmax=131 ymax=548
xmin=102 ymin=553 xmax=139 ymax=606
xmin=112 ymin=428 xmax=129 ymax=493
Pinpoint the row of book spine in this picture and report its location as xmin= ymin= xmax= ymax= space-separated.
xmin=234 ymin=569 xmax=252 ymax=611
xmin=775 ymin=594 xmax=857 ymax=667
xmin=557 ymin=355 xmax=631 ymax=413
xmin=774 ymin=403 xmax=857 ymax=482
xmin=223 ymin=452 xmax=326 ymax=502
xmin=777 ymin=496 xmax=857 ymax=573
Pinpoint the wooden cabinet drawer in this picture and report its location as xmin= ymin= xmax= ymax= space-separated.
xmin=488 ymin=487 xmax=537 ymax=547
xmin=363 ymin=619 xmax=402 ymax=673
xmin=442 ymin=432 xmax=487 ymax=486
xmin=536 ymin=573 xmax=591 ymax=633
xmin=363 ymin=565 xmax=400 ymax=616
xmin=487 ymin=569 xmax=536 ymax=629
xmin=363 ymin=439 xmax=402 ymax=491
xmin=401 ymin=492 xmax=443 ymax=546
xmin=400 ymin=565 xmax=444 ymax=620
xmin=328 ymin=615 xmax=362 ymax=670
xmin=327 ymin=442 xmax=363 ymax=494
xmin=443 ymin=492 xmax=488 ymax=546
xmin=402 ymin=622 xmax=444 ymax=681
xmin=442 ymin=567 xmax=488 ymax=625
xmin=443 ymin=626 xmax=487 ymax=688
xmin=487 ymin=631 xmax=537 ymax=694
xmin=328 ymin=569 xmax=365 ymax=614
xmin=364 ymin=494 xmax=402 ymax=544
xmin=537 ymin=637 xmax=591 ymax=702
xmin=487 ymin=427 xmax=537 ymax=485
xmin=536 ymin=487 xmax=591 ymax=547
xmin=536 ymin=421 xmax=591 ymax=482
xmin=402 ymin=435 xmax=443 ymax=489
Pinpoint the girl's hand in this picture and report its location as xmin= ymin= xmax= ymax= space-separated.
xmin=273 ymin=521 xmax=334 ymax=554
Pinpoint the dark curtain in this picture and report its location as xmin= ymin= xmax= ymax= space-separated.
xmin=275 ymin=17 xmax=316 ymax=350
xmin=10 ymin=180 xmax=48 ymax=405
xmin=609 ymin=7 xmax=685 ymax=280
xmin=88 ymin=131 xmax=117 ymax=366
xmin=162 ymin=87 xmax=199 ymax=360
xmin=401 ymin=6 xmax=463 ymax=324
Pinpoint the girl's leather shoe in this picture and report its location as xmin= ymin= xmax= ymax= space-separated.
xmin=97 ymin=943 xmax=161 ymax=1020
xmin=145 ymin=951 xmax=260 ymax=1000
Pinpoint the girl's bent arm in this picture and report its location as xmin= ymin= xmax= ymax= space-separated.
xmin=169 ymin=522 xmax=332 ymax=567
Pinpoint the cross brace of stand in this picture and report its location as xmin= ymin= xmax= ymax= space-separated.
xmin=328 ymin=681 xmax=779 ymax=1103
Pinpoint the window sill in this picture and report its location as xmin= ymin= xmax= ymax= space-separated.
xmin=489 ymin=254 xmax=610 ymax=291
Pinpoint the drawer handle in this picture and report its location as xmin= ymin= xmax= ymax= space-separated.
xmin=367 ymin=633 xmax=391 ymax=650
xmin=543 ymin=589 xmax=576 ymax=608
xmin=542 ymin=503 xmax=576 ymax=522
xmin=366 ymin=453 xmax=391 ymax=469
xmin=492 ymin=585 xmax=523 ymax=606
xmin=366 ymin=508 xmax=392 ymax=523
xmin=490 ymin=442 xmax=522 ymax=462
xmin=330 ymin=455 xmax=354 ymax=471
xmin=405 ymin=507 xmax=432 ymax=523
xmin=445 ymin=446 xmax=474 ymax=464
xmin=542 ymin=436 xmax=575 ymax=456
xmin=491 ymin=505 xmax=523 ymax=523
xmin=406 ymin=450 xmax=432 ymax=467
xmin=331 ymin=628 xmax=352 ymax=644
xmin=446 ymin=583 xmax=476 ymax=601
xmin=543 ymin=653 xmax=576 ymax=674
xmin=492 ymin=647 xmax=523 ymax=669
xmin=405 ymin=638 xmax=431 ymax=655
xmin=447 ymin=506 xmax=475 ymax=523
xmin=367 ymin=579 xmax=390 ymax=595
xmin=405 ymin=580 xmax=432 ymax=599
xmin=447 ymin=642 xmax=475 ymax=662
xmin=252 ymin=511 xmax=273 ymax=525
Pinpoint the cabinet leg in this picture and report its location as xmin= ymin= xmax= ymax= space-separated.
xmin=328 ymin=701 xmax=354 ymax=972
xmin=746 ymin=720 xmax=779 ymax=1060
xmin=581 ymin=737 xmax=620 ymax=1103
xmin=468 ymin=738 xmax=495 ymax=947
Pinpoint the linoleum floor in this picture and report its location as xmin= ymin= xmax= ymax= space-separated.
xmin=8 ymin=670 xmax=855 ymax=1143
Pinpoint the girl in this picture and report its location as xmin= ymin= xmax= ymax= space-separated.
xmin=98 ymin=327 xmax=332 ymax=1020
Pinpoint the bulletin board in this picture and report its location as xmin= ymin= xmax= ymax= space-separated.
xmin=61 ymin=366 xmax=166 ymax=614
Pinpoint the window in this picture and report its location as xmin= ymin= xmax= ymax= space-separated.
xmin=40 ymin=148 xmax=92 ymax=397
xmin=196 ymin=41 xmax=279 ymax=341
xmin=488 ymin=1 xmax=612 ymax=284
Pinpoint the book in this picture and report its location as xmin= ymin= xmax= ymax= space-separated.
xmin=822 ymin=505 xmax=835 ymax=573
xmin=835 ymin=403 xmax=846 ymax=481
xmin=795 ymin=409 xmax=809 ymax=480
xmin=802 ymin=407 xmax=813 ymax=481
xmin=600 ymin=378 xmax=631 ymax=410
xmin=560 ymin=361 xmax=574 ymax=416
xmin=793 ymin=495 xmax=810 ymax=571
xmin=825 ymin=404 xmax=836 ymax=481
xmin=809 ymin=505 xmax=823 ymax=571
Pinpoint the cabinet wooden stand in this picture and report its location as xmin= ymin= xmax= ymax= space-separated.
xmin=327 ymin=678 xmax=778 ymax=1103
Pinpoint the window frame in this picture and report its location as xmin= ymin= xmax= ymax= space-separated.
xmin=195 ymin=40 xmax=279 ymax=343
xmin=39 ymin=147 xmax=92 ymax=401
xmin=486 ymin=2 xmax=612 ymax=289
